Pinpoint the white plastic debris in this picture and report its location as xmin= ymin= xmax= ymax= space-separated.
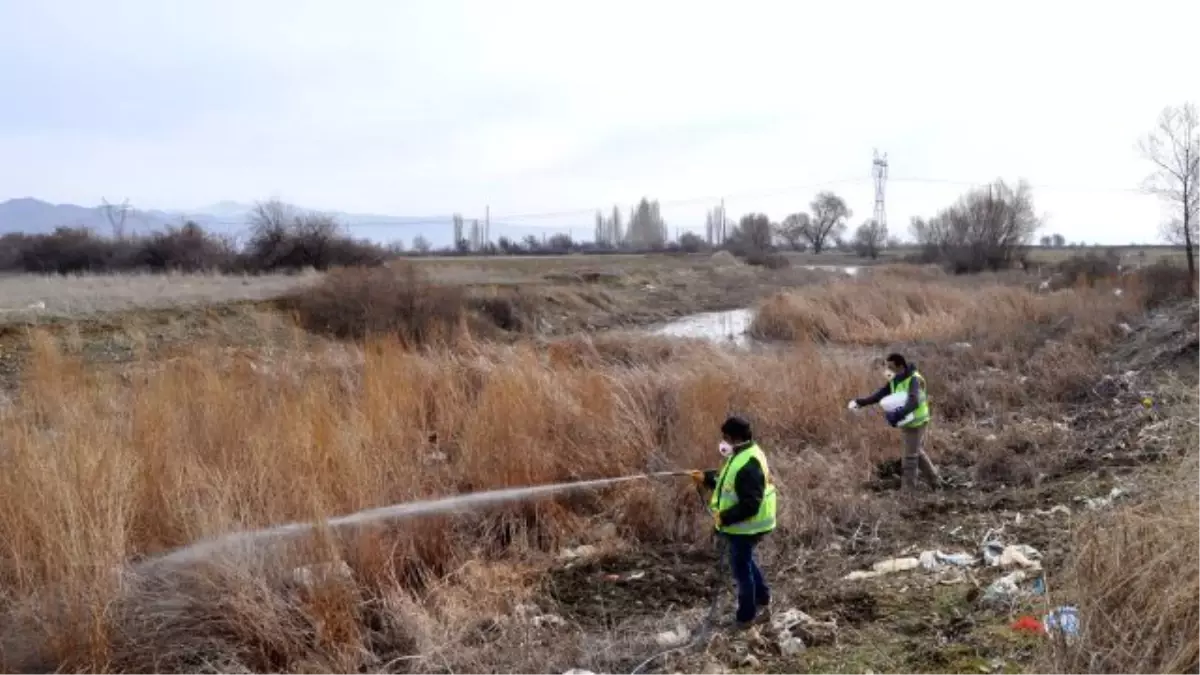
xmin=557 ymin=545 xmax=599 ymax=562
xmin=563 ymin=670 xmax=596 ymax=675
xmin=983 ymin=570 xmax=1028 ymax=603
xmin=771 ymin=608 xmax=835 ymax=634
xmin=842 ymin=557 xmax=920 ymax=581
xmin=1083 ymin=487 xmax=1127 ymax=510
xmin=778 ymin=632 xmax=807 ymax=656
xmin=1034 ymin=504 xmax=1072 ymax=517
xmin=532 ymin=613 xmax=567 ymax=629
xmin=918 ymin=550 xmax=977 ymax=570
xmin=654 ymin=625 xmax=691 ymax=648
xmin=983 ymin=542 xmax=1042 ymax=570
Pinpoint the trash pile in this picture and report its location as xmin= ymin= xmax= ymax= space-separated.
xmin=841 ymin=537 xmax=1085 ymax=642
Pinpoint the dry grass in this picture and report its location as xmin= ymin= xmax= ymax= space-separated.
xmin=749 ymin=275 xmax=1144 ymax=345
xmin=0 ymin=270 xmax=1191 ymax=672
xmin=0 ymin=270 xmax=319 ymax=320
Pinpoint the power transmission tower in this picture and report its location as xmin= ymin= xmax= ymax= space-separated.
xmin=872 ymin=150 xmax=888 ymax=229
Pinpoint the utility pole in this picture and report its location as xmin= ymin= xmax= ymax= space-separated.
xmin=872 ymin=150 xmax=888 ymax=231
xmin=719 ymin=197 xmax=726 ymax=245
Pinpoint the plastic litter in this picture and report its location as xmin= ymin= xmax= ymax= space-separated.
xmin=778 ymin=633 xmax=807 ymax=656
xmin=919 ymin=550 xmax=977 ymax=570
xmin=1082 ymin=487 xmax=1126 ymax=510
xmin=654 ymin=624 xmax=691 ymax=648
xmin=983 ymin=570 xmax=1028 ymax=603
xmin=1043 ymin=606 xmax=1080 ymax=639
xmin=1011 ymin=615 xmax=1044 ymax=634
xmin=982 ymin=542 xmax=1042 ymax=569
xmin=558 ymin=545 xmax=599 ymax=562
xmin=842 ymin=556 xmax=921 ymax=581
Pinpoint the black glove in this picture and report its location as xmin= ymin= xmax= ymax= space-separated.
xmin=885 ymin=409 xmax=904 ymax=427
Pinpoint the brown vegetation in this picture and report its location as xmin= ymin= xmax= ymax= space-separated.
xmin=0 ymin=262 xmax=1194 ymax=673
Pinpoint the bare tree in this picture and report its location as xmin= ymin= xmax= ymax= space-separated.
xmin=412 ymin=235 xmax=432 ymax=255
xmin=1139 ymin=102 xmax=1198 ymax=286
xmin=911 ymin=179 xmax=1041 ymax=273
xmin=804 ymin=192 xmax=851 ymax=254
xmin=852 ymin=219 xmax=887 ymax=259
xmin=730 ymin=213 xmax=774 ymax=252
xmin=100 ymin=198 xmax=130 ymax=240
xmin=778 ymin=212 xmax=811 ymax=250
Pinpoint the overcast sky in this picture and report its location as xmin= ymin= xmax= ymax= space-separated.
xmin=2 ymin=0 xmax=1197 ymax=244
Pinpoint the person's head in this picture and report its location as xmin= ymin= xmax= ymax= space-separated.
xmin=720 ymin=416 xmax=753 ymax=445
xmin=884 ymin=353 xmax=908 ymax=380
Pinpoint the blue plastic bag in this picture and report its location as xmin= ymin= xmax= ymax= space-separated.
xmin=1043 ymin=606 xmax=1080 ymax=639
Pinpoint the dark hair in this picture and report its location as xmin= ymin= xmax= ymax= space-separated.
xmin=885 ymin=353 xmax=907 ymax=370
xmin=720 ymin=416 xmax=753 ymax=442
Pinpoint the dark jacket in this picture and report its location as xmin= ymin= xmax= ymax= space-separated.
xmin=854 ymin=364 xmax=923 ymax=426
xmin=702 ymin=441 xmax=765 ymax=528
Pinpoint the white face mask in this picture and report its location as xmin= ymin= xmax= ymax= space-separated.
xmin=718 ymin=441 xmax=734 ymax=457
xmin=883 ymin=368 xmax=897 ymax=381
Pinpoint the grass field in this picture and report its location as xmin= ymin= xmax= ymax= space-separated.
xmin=0 ymin=255 xmax=1195 ymax=673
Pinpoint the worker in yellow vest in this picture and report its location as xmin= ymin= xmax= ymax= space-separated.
xmin=848 ymin=353 xmax=943 ymax=491
xmin=690 ymin=416 xmax=777 ymax=628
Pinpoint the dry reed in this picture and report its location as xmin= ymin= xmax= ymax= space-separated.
xmin=0 ymin=273 xmax=1189 ymax=672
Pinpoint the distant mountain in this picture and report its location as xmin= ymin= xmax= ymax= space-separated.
xmin=0 ymin=198 xmax=571 ymax=249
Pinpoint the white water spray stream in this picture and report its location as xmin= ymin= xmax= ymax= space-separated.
xmin=142 ymin=470 xmax=693 ymax=570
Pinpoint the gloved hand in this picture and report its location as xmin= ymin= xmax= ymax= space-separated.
xmin=689 ymin=470 xmax=705 ymax=488
xmin=847 ymin=400 xmax=860 ymax=410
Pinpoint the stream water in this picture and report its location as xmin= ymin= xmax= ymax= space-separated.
xmin=652 ymin=265 xmax=858 ymax=346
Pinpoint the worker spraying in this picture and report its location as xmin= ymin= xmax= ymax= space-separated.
xmin=690 ymin=416 xmax=777 ymax=629
xmin=848 ymin=352 xmax=943 ymax=492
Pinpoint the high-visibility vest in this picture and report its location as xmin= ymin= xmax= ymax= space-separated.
xmin=709 ymin=443 xmax=777 ymax=535
xmin=889 ymin=370 xmax=931 ymax=428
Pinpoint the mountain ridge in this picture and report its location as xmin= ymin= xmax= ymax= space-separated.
xmin=0 ymin=198 xmax=561 ymax=249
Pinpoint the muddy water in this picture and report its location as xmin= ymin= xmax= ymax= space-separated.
xmin=653 ymin=308 xmax=754 ymax=346
xmin=651 ymin=265 xmax=857 ymax=346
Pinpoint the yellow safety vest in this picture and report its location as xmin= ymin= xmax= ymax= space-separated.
xmin=709 ymin=443 xmax=777 ymax=535
xmin=889 ymin=370 xmax=930 ymax=428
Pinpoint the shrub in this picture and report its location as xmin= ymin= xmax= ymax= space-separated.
xmin=911 ymin=179 xmax=1040 ymax=273
xmin=283 ymin=262 xmax=466 ymax=343
xmin=741 ymin=251 xmax=791 ymax=269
